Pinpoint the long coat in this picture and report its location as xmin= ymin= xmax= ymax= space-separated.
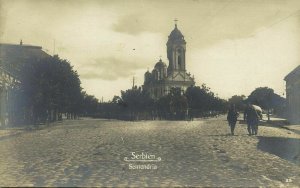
xmin=227 ymin=109 xmax=238 ymax=123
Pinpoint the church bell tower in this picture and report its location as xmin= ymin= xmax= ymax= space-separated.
xmin=166 ymin=19 xmax=186 ymax=73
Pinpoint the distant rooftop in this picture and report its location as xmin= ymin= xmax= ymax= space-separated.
xmin=0 ymin=42 xmax=51 ymax=77
xmin=0 ymin=43 xmax=42 ymax=50
xmin=284 ymin=65 xmax=300 ymax=81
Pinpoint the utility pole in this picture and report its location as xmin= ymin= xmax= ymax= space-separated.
xmin=132 ymin=76 xmax=135 ymax=89
xmin=53 ymin=39 xmax=56 ymax=55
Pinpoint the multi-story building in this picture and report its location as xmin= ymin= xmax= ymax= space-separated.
xmin=0 ymin=42 xmax=50 ymax=126
xmin=284 ymin=65 xmax=300 ymax=124
xmin=0 ymin=65 xmax=19 ymax=126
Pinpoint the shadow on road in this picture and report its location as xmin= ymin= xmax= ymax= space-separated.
xmin=257 ymin=136 xmax=300 ymax=165
xmin=206 ymin=134 xmax=241 ymax=137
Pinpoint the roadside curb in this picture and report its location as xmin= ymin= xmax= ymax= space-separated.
xmin=282 ymin=126 xmax=300 ymax=135
xmin=0 ymin=130 xmax=24 ymax=141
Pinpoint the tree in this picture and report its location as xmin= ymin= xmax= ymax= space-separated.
xmin=185 ymin=84 xmax=227 ymax=117
xmin=246 ymin=87 xmax=286 ymax=120
xmin=156 ymin=95 xmax=171 ymax=119
xmin=119 ymin=86 xmax=154 ymax=120
xmin=15 ymin=55 xmax=83 ymax=125
xmin=96 ymin=84 xmax=228 ymax=120
xmin=228 ymin=95 xmax=246 ymax=111
xmin=82 ymin=91 xmax=99 ymax=116
xmin=169 ymin=88 xmax=188 ymax=119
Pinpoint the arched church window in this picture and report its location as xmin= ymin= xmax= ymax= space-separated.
xmin=178 ymin=55 xmax=182 ymax=68
xmin=177 ymin=48 xmax=182 ymax=69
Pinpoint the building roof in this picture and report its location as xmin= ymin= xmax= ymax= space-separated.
xmin=154 ymin=59 xmax=167 ymax=69
xmin=167 ymin=24 xmax=186 ymax=46
xmin=168 ymin=24 xmax=184 ymax=39
xmin=0 ymin=43 xmax=51 ymax=77
xmin=144 ymin=70 xmax=151 ymax=75
xmin=284 ymin=65 xmax=300 ymax=81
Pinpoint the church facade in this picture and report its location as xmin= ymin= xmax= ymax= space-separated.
xmin=143 ymin=23 xmax=195 ymax=99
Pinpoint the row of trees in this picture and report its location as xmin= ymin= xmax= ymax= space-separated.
xmin=6 ymin=54 xmax=286 ymax=124
xmin=10 ymin=55 xmax=98 ymax=126
xmin=93 ymin=86 xmax=286 ymax=121
xmin=228 ymin=87 xmax=286 ymax=119
xmin=186 ymin=84 xmax=227 ymax=116
xmin=95 ymin=84 xmax=227 ymax=120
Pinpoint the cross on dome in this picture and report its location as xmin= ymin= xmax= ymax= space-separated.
xmin=174 ymin=18 xmax=178 ymax=28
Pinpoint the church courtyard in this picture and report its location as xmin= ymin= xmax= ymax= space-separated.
xmin=0 ymin=117 xmax=299 ymax=187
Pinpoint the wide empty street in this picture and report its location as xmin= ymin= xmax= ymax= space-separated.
xmin=0 ymin=116 xmax=300 ymax=187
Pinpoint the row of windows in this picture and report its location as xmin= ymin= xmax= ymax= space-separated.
xmin=0 ymin=69 xmax=19 ymax=88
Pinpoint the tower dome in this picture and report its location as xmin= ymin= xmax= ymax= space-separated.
xmin=168 ymin=24 xmax=184 ymax=40
xmin=155 ymin=58 xmax=167 ymax=69
xmin=144 ymin=70 xmax=152 ymax=84
xmin=154 ymin=58 xmax=167 ymax=80
xmin=167 ymin=22 xmax=186 ymax=44
xmin=167 ymin=21 xmax=186 ymax=72
xmin=144 ymin=70 xmax=151 ymax=76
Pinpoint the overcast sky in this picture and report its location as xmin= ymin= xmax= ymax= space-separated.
xmin=1 ymin=0 xmax=300 ymax=101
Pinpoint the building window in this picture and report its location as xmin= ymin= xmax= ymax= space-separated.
xmin=177 ymin=49 xmax=182 ymax=69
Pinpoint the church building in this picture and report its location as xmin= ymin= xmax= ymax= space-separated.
xmin=143 ymin=22 xmax=195 ymax=99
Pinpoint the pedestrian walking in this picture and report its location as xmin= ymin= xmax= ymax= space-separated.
xmin=227 ymin=104 xmax=239 ymax=135
xmin=244 ymin=103 xmax=260 ymax=135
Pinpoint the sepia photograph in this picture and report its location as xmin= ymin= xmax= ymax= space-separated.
xmin=0 ymin=0 xmax=300 ymax=187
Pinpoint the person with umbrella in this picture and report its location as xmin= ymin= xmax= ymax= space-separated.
xmin=244 ymin=103 xmax=260 ymax=135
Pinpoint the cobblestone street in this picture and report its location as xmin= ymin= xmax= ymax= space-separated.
xmin=0 ymin=116 xmax=300 ymax=187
